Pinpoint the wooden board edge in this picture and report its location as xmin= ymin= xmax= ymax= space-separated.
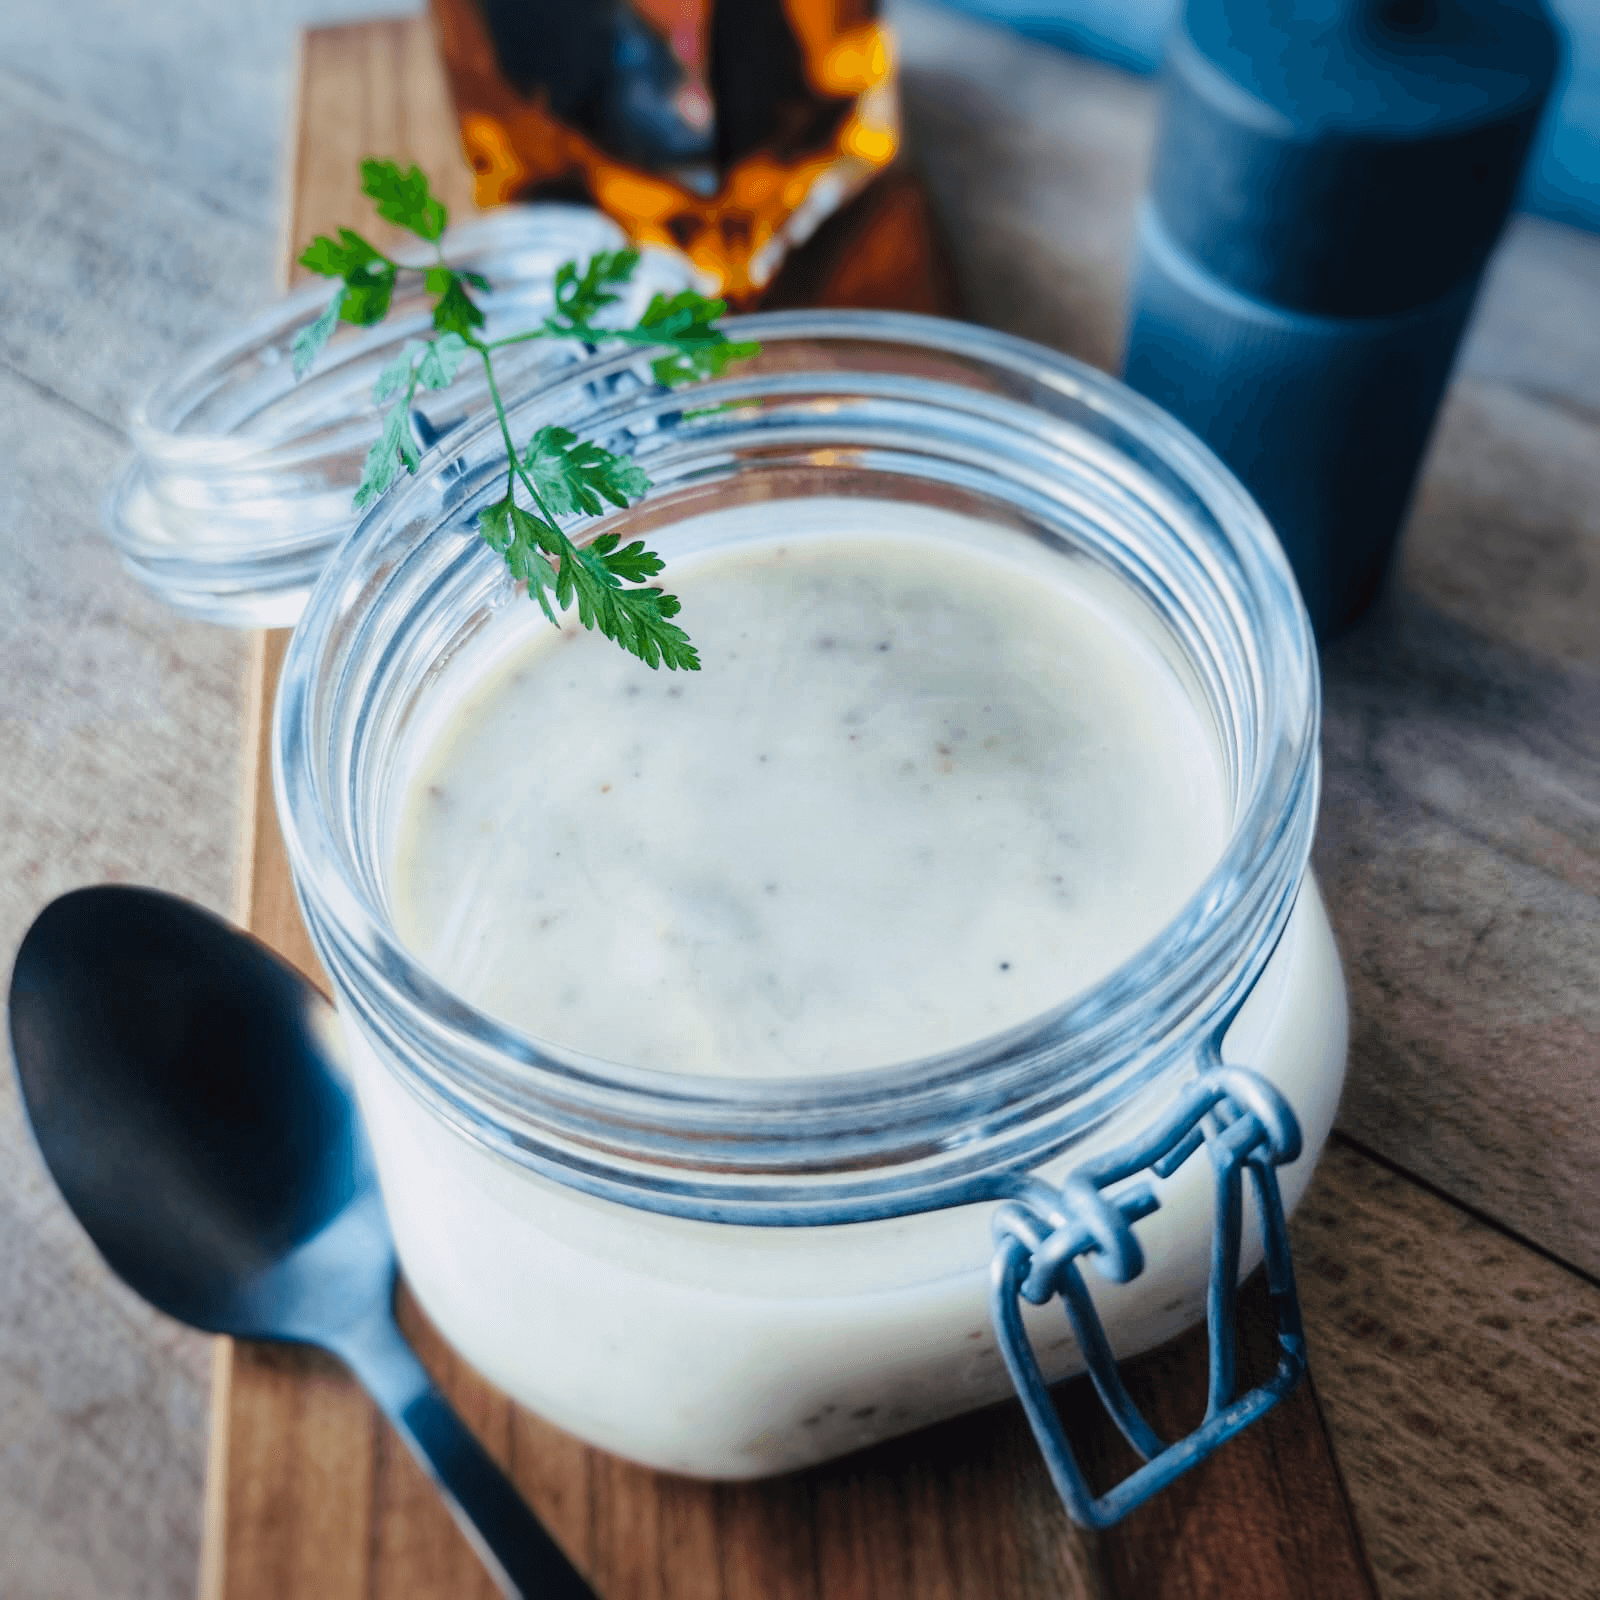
xmin=197 ymin=36 xmax=312 ymax=1574
xmin=197 ymin=629 xmax=273 ymax=1600
xmin=232 ymin=629 xmax=270 ymax=929
xmin=197 ymin=1338 xmax=236 ymax=1600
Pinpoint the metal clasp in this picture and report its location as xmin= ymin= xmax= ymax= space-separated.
xmin=988 ymin=1065 xmax=1306 ymax=1528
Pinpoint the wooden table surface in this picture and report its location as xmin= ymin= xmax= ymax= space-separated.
xmin=205 ymin=11 xmax=1600 ymax=1600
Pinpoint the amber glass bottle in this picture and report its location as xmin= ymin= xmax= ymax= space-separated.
xmin=428 ymin=0 xmax=899 ymax=301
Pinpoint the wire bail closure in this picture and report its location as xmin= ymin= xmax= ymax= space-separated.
xmin=988 ymin=1064 xmax=1306 ymax=1528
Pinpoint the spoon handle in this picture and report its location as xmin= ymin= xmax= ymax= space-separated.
xmin=334 ymin=1309 xmax=598 ymax=1600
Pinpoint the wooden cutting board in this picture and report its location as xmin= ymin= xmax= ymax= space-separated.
xmin=201 ymin=19 xmax=1377 ymax=1600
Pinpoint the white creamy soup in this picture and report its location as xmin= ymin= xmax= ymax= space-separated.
xmin=347 ymin=496 xmax=1347 ymax=1478
xmin=391 ymin=499 xmax=1229 ymax=1073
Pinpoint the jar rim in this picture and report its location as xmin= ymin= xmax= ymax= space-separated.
xmin=273 ymin=309 xmax=1321 ymax=1221
xmin=102 ymin=206 xmax=692 ymax=626
xmin=129 ymin=208 xmax=631 ymax=470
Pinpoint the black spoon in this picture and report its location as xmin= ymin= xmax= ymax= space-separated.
xmin=8 ymin=884 xmax=595 ymax=1600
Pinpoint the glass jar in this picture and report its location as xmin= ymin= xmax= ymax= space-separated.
xmin=273 ymin=311 xmax=1345 ymax=1518
xmin=102 ymin=207 xmax=691 ymax=627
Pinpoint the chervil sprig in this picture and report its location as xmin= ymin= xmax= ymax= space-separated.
xmin=533 ymin=256 xmax=760 ymax=386
xmin=293 ymin=159 xmax=758 ymax=670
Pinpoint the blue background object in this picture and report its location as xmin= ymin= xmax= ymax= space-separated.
xmin=936 ymin=0 xmax=1600 ymax=233
xmin=1123 ymin=204 xmax=1481 ymax=634
xmin=1113 ymin=0 xmax=1556 ymax=636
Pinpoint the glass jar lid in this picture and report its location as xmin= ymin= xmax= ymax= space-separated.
xmin=103 ymin=206 xmax=694 ymax=626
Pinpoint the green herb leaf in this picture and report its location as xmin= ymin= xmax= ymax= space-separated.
xmin=301 ymin=159 xmax=770 ymax=666
xmin=561 ymin=528 xmax=698 ymax=670
xmin=423 ymin=265 xmax=491 ymax=302
xmin=570 ymin=566 xmax=700 ymax=671
xmin=354 ymin=401 xmax=421 ymax=509
xmin=651 ymin=335 xmax=761 ymax=388
xmin=430 ymin=272 xmax=486 ymax=336
xmin=341 ymin=261 xmax=397 ymax=326
xmin=550 ymin=249 xmax=640 ymax=331
xmin=361 ymin=158 xmax=448 ymax=242
xmin=415 ymin=332 xmax=470 ymax=390
xmin=476 ymin=487 xmax=695 ymax=669
xmin=636 ymin=290 xmax=760 ymax=387
xmin=371 ymin=333 xmax=469 ymax=410
xmin=521 ymin=425 xmax=651 ymax=517
xmin=292 ymin=284 xmax=347 ymax=378
xmin=298 ymin=227 xmax=380 ymax=279
xmin=476 ymin=494 xmax=516 ymax=555
xmin=588 ymin=534 xmax=666 ymax=584
xmin=542 ymin=253 xmax=757 ymax=385
xmin=372 ymin=340 xmax=425 ymax=403
xmin=296 ymin=228 xmax=397 ymax=325
xmin=478 ymin=496 xmax=561 ymax=622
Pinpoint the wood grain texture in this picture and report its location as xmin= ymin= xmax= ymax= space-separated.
xmin=1081 ymin=1276 xmax=1374 ymax=1600
xmin=1316 ymin=373 xmax=1600 ymax=1276
xmin=284 ymin=16 xmax=479 ymax=279
xmin=1294 ymin=1141 xmax=1600 ymax=1599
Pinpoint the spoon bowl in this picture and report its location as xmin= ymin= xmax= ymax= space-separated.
xmin=8 ymin=884 xmax=593 ymax=1600
xmin=10 ymin=885 xmax=382 ymax=1337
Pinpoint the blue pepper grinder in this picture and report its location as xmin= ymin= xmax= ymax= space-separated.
xmin=1122 ymin=0 xmax=1559 ymax=638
